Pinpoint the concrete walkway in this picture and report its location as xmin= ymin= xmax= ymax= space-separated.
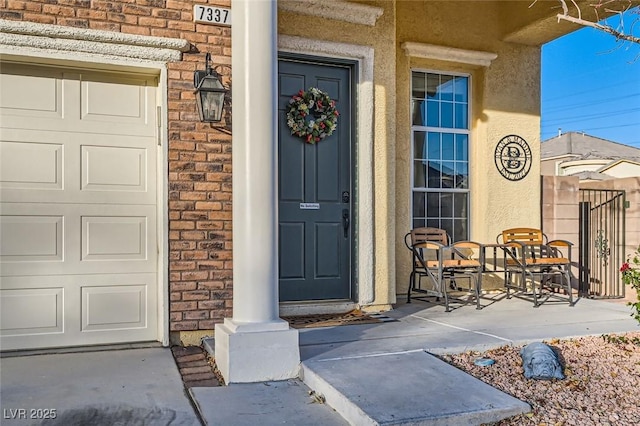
xmin=1 ymin=296 xmax=637 ymax=425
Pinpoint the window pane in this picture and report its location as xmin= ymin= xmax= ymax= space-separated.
xmin=454 ymin=77 xmax=468 ymax=102
xmin=439 ymin=75 xmax=454 ymax=101
xmin=427 ymin=219 xmax=440 ymax=229
xmin=426 ymin=193 xmax=439 ymax=217
xmin=412 ymin=72 xmax=426 ymax=98
xmin=427 ymin=132 xmax=440 ymax=160
xmin=426 ymin=100 xmax=439 ymax=126
xmin=412 ymin=100 xmax=425 ymax=126
xmin=441 ymin=162 xmax=455 ymax=188
xmin=455 ymin=134 xmax=468 ymax=161
xmin=454 ymin=103 xmax=467 ymax=129
xmin=441 ymin=133 xmax=454 ymax=160
xmin=441 ymin=102 xmax=453 ymax=128
xmin=414 ymin=160 xmax=427 ymax=187
xmin=455 ymin=163 xmax=468 ymax=189
xmin=414 ymin=218 xmax=426 ymax=229
xmin=440 ymin=219 xmax=453 ymax=240
xmin=428 ymin=161 xmax=441 ymax=188
xmin=413 ymin=192 xmax=426 ymax=217
xmin=413 ymin=131 xmax=426 ymax=159
xmin=453 ymin=193 xmax=468 ymax=217
xmin=440 ymin=193 xmax=453 ymax=217
xmin=426 ymin=73 xmax=439 ymax=99
xmin=453 ymin=219 xmax=468 ymax=242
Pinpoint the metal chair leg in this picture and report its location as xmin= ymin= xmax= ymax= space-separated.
xmin=407 ymin=271 xmax=414 ymax=303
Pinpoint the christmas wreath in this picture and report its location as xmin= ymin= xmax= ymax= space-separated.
xmin=286 ymin=87 xmax=339 ymax=144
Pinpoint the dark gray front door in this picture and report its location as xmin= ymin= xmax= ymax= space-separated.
xmin=278 ymin=58 xmax=353 ymax=302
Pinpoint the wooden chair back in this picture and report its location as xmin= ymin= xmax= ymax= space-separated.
xmin=498 ymin=227 xmax=547 ymax=245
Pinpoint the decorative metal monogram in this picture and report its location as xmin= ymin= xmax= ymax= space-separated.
xmin=494 ymin=135 xmax=532 ymax=181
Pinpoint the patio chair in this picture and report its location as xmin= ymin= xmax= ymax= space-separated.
xmin=404 ymin=227 xmax=482 ymax=311
xmin=497 ymin=227 xmax=574 ymax=307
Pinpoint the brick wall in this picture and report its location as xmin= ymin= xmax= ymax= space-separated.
xmin=1 ymin=0 xmax=234 ymax=334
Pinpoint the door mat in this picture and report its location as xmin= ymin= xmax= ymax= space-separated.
xmin=282 ymin=310 xmax=397 ymax=329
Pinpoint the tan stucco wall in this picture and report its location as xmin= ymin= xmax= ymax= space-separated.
xmin=279 ymin=0 xmax=567 ymax=303
xmin=395 ymin=1 xmax=542 ymax=293
xmin=278 ymin=1 xmax=398 ymax=308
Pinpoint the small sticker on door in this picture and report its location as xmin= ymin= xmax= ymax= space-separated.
xmin=299 ymin=203 xmax=320 ymax=210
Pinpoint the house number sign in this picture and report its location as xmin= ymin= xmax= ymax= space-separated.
xmin=193 ymin=5 xmax=231 ymax=26
xmin=494 ymin=135 xmax=532 ymax=181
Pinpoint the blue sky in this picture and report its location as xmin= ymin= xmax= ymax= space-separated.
xmin=541 ymin=8 xmax=640 ymax=148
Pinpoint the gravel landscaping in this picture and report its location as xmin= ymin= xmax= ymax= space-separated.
xmin=441 ymin=332 xmax=640 ymax=425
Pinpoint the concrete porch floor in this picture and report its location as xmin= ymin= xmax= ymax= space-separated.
xmin=196 ymin=294 xmax=639 ymax=425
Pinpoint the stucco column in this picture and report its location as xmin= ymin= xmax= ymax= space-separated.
xmin=214 ymin=0 xmax=300 ymax=384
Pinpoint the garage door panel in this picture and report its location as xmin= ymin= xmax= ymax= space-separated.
xmin=0 ymin=274 xmax=156 ymax=350
xmin=82 ymin=216 xmax=148 ymax=261
xmin=0 ymin=130 xmax=155 ymax=205
xmin=0 ymin=287 xmax=64 ymax=336
xmin=0 ymin=65 xmax=64 ymax=120
xmin=81 ymin=77 xmax=146 ymax=122
xmin=77 ymin=73 xmax=156 ymax=136
xmin=0 ymin=140 xmax=63 ymax=190
xmin=82 ymin=284 xmax=147 ymax=331
xmin=0 ymin=215 xmax=63 ymax=262
xmin=82 ymin=145 xmax=147 ymax=193
xmin=1 ymin=64 xmax=156 ymax=137
xmin=1 ymin=204 xmax=155 ymax=277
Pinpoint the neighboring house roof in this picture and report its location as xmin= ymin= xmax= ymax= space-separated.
xmin=571 ymin=171 xmax=612 ymax=181
xmin=541 ymin=132 xmax=640 ymax=162
xmin=597 ymin=158 xmax=640 ymax=174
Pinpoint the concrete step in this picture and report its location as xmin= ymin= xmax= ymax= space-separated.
xmin=301 ymin=349 xmax=530 ymax=426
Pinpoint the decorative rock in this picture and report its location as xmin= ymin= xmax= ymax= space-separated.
xmin=520 ymin=342 xmax=565 ymax=380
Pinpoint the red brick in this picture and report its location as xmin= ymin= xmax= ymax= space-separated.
xmin=171 ymin=301 xmax=197 ymax=311
xmin=138 ymin=16 xmax=166 ymax=27
xmin=197 ymin=281 xmax=225 ymax=290
xmin=170 ymin=261 xmax=196 ymax=271
xmin=121 ymin=24 xmax=150 ymax=36
xmin=181 ymin=271 xmax=209 ymax=281
xmin=171 ymin=321 xmax=199 ymax=331
xmin=181 ymin=231 xmax=207 ymax=240
xmin=197 ymin=320 xmax=219 ymax=329
xmin=182 ymin=372 xmax=216 ymax=381
xmin=183 ymin=379 xmax=219 ymax=387
xmin=183 ymin=310 xmax=210 ymax=320
xmin=182 ymin=290 xmax=210 ymax=301
xmin=182 ymin=251 xmax=209 ymax=261
xmin=171 ymin=282 xmax=197 ymax=291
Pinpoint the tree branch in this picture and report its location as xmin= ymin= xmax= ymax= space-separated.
xmin=556 ymin=12 xmax=640 ymax=43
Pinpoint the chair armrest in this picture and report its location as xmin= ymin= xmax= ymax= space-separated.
xmin=548 ymin=239 xmax=573 ymax=247
xmin=547 ymin=240 xmax=573 ymax=260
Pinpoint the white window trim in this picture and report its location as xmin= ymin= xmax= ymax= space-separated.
xmin=402 ymin=42 xmax=497 ymax=68
xmin=278 ymin=0 xmax=383 ymax=26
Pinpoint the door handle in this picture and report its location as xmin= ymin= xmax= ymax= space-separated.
xmin=342 ymin=209 xmax=350 ymax=238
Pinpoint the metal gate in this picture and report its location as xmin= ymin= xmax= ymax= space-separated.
xmin=578 ymin=189 xmax=626 ymax=298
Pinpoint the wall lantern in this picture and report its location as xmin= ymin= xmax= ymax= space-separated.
xmin=194 ymin=53 xmax=227 ymax=123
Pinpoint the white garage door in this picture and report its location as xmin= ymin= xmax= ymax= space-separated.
xmin=0 ymin=63 xmax=159 ymax=351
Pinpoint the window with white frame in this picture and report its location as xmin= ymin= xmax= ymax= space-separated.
xmin=411 ymin=70 xmax=470 ymax=242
